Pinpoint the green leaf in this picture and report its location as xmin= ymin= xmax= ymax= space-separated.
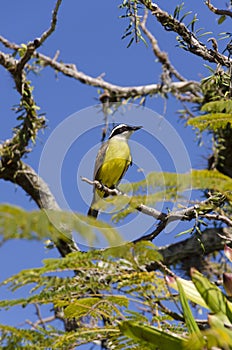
xmin=63 ymin=295 xmax=129 ymax=319
xmin=187 ymin=100 xmax=232 ymax=132
xmin=134 ymin=241 xmax=162 ymax=265
xmin=185 ymin=314 xmax=232 ymax=350
xmin=173 ymin=3 xmax=185 ymax=20
xmin=218 ymin=15 xmax=226 ymax=25
xmin=0 ymin=204 xmax=123 ymax=247
xmin=119 ymin=321 xmax=187 ymax=350
xmin=167 ymin=276 xmax=208 ymax=309
xmin=63 ymin=297 xmax=102 ymax=319
xmin=202 ymin=100 xmax=232 ymax=113
xmin=177 ymin=279 xmax=201 ymax=335
xmin=191 ymin=268 xmax=232 ymax=323
xmin=0 ymin=324 xmax=56 ymax=348
xmin=175 ymin=228 xmax=193 ymax=237
xmin=179 ymin=11 xmax=192 ymax=23
xmin=124 ymin=169 xmax=232 ymax=201
xmin=187 ymin=113 xmax=232 ymax=131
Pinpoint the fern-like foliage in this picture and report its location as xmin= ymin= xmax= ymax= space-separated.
xmin=121 ymin=169 xmax=232 ymax=195
xmin=0 ymin=241 xmax=175 ymax=349
xmin=1 ymin=169 xmax=232 ymax=347
xmin=187 ymin=113 xmax=232 ymax=132
xmin=187 ymin=100 xmax=232 ymax=131
xmin=111 ymin=169 xmax=232 ymax=221
xmin=0 ymin=204 xmax=123 ymax=247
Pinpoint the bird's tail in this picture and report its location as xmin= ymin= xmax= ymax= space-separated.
xmin=87 ymin=207 xmax=99 ymax=218
xmin=87 ymin=192 xmax=99 ymax=218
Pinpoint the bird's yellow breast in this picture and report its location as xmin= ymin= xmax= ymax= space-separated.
xmin=96 ymin=138 xmax=131 ymax=190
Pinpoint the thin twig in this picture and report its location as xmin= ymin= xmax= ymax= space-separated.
xmin=40 ymin=0 xmax=63 ymax=45
xmin=34 ymin=304 xmax=46 ymax=330
xmin=156 ymin=301 xmax=183 ymax=322
xmin=203 ymin=213 xmax=232 ymax=227
xmin=26 ymin=315 xmax=56 ymax=330
xmin=16 ymin=0 xmax=63 ymax=73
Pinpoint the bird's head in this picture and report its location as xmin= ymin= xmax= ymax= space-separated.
xmin=108 ymin=124 xmax=142 ymax=140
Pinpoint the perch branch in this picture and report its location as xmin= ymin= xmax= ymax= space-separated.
xmin=82 ymin=177 xmax=229 ymax=243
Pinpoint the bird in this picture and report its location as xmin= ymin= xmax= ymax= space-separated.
xmin=87 ymin=123 xmax=142 ymax=218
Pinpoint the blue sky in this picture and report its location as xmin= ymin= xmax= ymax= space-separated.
xmin=0 ymin=0 xmax=230 ymax=346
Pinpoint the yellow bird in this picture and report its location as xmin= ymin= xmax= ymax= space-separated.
xmin=88 ymin=124 xmax=142 ymax=218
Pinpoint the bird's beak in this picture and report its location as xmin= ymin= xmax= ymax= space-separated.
xmin=131 ymin=125 xmax=143 ymax=131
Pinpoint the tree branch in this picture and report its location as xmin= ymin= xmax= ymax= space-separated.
xmin=81 ymin=177 xmax=166 ymax=220
xmin=0 ymin=0 xmax=63 ymax=163
xmin=16 ymin=0 xmax=62 ymax=73
xmin=157 ymin=227 xmax=232 ymax=267
xmin=37 ymin=51 xmax=202 ymax=99
xmin=0 ymin=159 xmax=78 ymax=256
xmin=82 ymin=177 xmax=229 ymax=243
xmin=40 ymin=0 xmax=63 ymax=45
xmin=205 ymin=0 xmax=232 ymax=18
xmin=139 ymin=1 xmax=231 ymax=67
xmin=140 ymin=10 xmax=186 ymax=82
xmin=0 ymin=1 xmax=78 ymax=258
xmin=0 ymin=34 xmax=201 ymax=102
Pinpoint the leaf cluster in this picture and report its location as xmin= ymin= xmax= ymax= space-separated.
xmin=119 ymin=0 xmax=147 ymax=47
xmin=0 ymin=204 xmax=124 ymax=248
xmin=111 ymin=169 xmax=232 ymax=221
xmin=168 ymin=265 xmax=232 ymax=350
xmin=188 ymin=100 xmax=232 ymax=132
xmin=0 ymin=241 xmax=173 ymax=348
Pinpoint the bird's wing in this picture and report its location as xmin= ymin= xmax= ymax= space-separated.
xmin=117 ymin=155 xmax=132 ymax=185
xmin=93 ymin=141 xmax=108 ymax=180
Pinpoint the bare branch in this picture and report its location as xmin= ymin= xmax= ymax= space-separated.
xmin=205 ymin=0 xmax=232 ymax=18
xmin=0 ymin=33 xmax=201 ymax=101
xmin=34 ymin=304 xmax=47 ymax=330
xmin=0 ymin=35 xmax=18 ymax=50
xmin=140 ymin=10 xmax=186 ymax=82
xmin=203 ymin=213 xmax=232 ymax=227
xmin=16 ymin=0 xmax=63 ymax=73
xmin=26 ymin=314 xmax=56 ymax=330
xmin=0 ymin=51 xmax=16 ymax=70
xmin=40 ymin=0 xmax=63 ymax=45
xmin=156 ymin=300 xmax=184 ymax=322
xmin=36 ymin=51 xmax=201 ymax=99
